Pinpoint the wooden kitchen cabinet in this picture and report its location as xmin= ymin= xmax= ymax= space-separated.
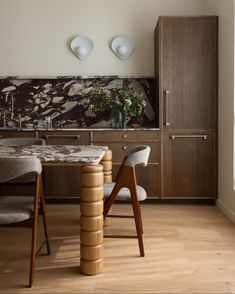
xmin=155 ymin=16 xmax=218 ymax=199
xmin=156 ymin=16 xmax=218 ymax=130
xmin=0 ymin=129 xmax=161 ymax=199
xmin=0 ymin=130 xmax=35 ymax=139
xmin=38 ymin=130 xmax=161 ymax=199
xmin=38 ymin=131 xmax=90 ymax=145
xmin=92 ymin=130 xmax=160 ymax=142
xmin=163 ymin=130 xmax=216 ymax=198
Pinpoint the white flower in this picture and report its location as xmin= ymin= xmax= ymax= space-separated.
xmin=125 ymin=98 xmax=132 ymax=106
xmin=141 ymin=100 xmax=147 ymax=107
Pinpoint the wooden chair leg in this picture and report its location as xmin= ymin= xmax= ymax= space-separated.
xmin=130 ymin=188 xmax=145 ymax=257
xmin=137 ymin=201 xmax=144 ymax=234
xmin=39 ymin=175 xmax=50 ymax=255
xmin=104 ymin=165 xmax=145 ymax=257
xmin=29 ymin=175 xmax=40 ymax=288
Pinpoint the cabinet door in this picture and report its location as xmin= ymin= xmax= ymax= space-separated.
xmin=38 ymin=131 xmax=90 ymax=198
xmin=163 ymin=130 xmax=216 ymax=198
xmin=159 ymin=16 xmax=218 ymax=129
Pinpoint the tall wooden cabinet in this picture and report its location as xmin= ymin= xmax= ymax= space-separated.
xmin=155 ymin=16 xmax=218 ymax=198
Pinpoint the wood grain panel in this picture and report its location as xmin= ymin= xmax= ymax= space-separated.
xmin=1 ymin=204 xmax=234 ymax=292
xmin=38 ymin=131 xmax=90 ymax=145
xmin=92 ymin=130 xmax=160 ymax=142
xmin=162 ymin=130 xmax=216 ymax=198
xmin=0 ymin=130 xmax=35 ymax=138
xmin=158 ymin=16 xmax=218 ymax=129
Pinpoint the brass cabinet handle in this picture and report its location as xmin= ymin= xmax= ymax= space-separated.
xmin=122 ymin=134 xmax=127 ymax=138
xmin=43 ymin=135 xmax=81 ymax=140
xmin=164 ymin=90 xmax=170 ymax=127
xmin=122 ymin=146 xmax=127 ymax=150
xmin=170 ymin=135 xmax=208 ymax=140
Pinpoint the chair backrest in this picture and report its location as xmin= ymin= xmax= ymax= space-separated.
xmin=124 ymin=145 xmax=151 ymax=167
xmin=0 ymin=156 xmax=42 ymax=183
xmin=0 ymin=138 xmax=45 ymax=146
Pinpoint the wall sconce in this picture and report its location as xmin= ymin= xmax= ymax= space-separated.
xmin=111 ymin=35 xmax=135 ymax=60
xmin=71 ymin=36 xmax=94 ymax=60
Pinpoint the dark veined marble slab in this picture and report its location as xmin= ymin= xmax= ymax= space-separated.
xmin=0 ymin=76 xmax=157 ymax=129
xmin=0 ymin=145 xmax=108 ymax=164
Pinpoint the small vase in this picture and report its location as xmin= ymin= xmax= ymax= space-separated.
xmin=111 ymin=110 xmax=123 ymax=128
xmin=129 ymin=115 xmax=141 ymax=128
xmin=121 ymin=113 xmax=126 ymax=128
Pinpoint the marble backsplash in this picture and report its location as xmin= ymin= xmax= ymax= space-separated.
xmin=0 ymin=76 xmax=157 ymax=129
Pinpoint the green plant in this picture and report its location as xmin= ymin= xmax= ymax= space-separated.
xmin=81 ymin=83 xmax=111 ymax=114
xmin=113 ymin=89 xmax=146 ymax=117
xmin=81 ymin=83 xmax=146 ymax=118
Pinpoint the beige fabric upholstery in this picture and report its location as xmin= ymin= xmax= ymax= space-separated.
xmin=124 ymin=145 xmax=151 ymax=167
xmin=0 ymin=138 xmax=45 ymax=146
xmin=104 ymin=145 xmax=150 ymax=201
xmin=0 ymin=196 xmax=34 ymax=224
xmin=104 ymin=182 xmax=147 ymax=201
xmin=0 ymin=156 xmax=42 ymax=224
xmin=0 ymin=136 xmax=44 ymax=183
xmin=0 ymin=156 xmax=42 ymax=183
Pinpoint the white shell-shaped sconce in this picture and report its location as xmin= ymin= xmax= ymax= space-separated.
xmin=71 ymin=36 xmax=94 ymax=60
xmin=111 ymin=35 xmax=135 ymax=60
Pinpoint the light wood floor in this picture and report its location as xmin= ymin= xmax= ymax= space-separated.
xmin=1 ymin=203 xmax=235 ymax=293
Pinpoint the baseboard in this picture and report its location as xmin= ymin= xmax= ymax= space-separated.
xmin=216 ymin=199 xmax=235 ymax=224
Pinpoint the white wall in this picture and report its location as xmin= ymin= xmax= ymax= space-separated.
xmin=0 ymin=0 xmax=204 ymax=76
xmin=204 ymin=0 xmax=235 ymax=220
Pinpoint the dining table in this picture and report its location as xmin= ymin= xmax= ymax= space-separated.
xmin=0 ymin=144 xmax=112 ymax=275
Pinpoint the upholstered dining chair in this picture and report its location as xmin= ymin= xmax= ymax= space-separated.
xmin=0 ymin=137 xmax=45 ymax=146
xmin=103 ymin=145 xmax=151 ymax=257
xmin=0 ymin=137 xmax=46 ymax=185
xmin=0 ymin=156 xmax=50 ymax=287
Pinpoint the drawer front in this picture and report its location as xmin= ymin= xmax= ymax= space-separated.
xmin=97 ymin=142 xmax=160 ymax=164
xmin=0 ymin=131 xmax=35 ymax=138
xmin=38 ymin=131 xmax=90 ymax=145
xmin=92 ymin=131 xmax=160 ymax=142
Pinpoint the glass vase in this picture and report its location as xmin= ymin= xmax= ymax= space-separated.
xmin=111 ymin=110 xmax=126 ymax=128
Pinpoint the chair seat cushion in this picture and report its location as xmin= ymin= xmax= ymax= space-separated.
xmin=0 ymin=196 xmax=34 ymax=224
xmin=104 ymin=182 xmax=147 ymax=201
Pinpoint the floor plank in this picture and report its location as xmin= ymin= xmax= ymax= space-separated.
xmin=0 ymin=203 xmax=235 ymax=293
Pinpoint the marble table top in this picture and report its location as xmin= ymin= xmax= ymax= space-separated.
xmin=0 ymin=145 xmax=108 ymax=164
